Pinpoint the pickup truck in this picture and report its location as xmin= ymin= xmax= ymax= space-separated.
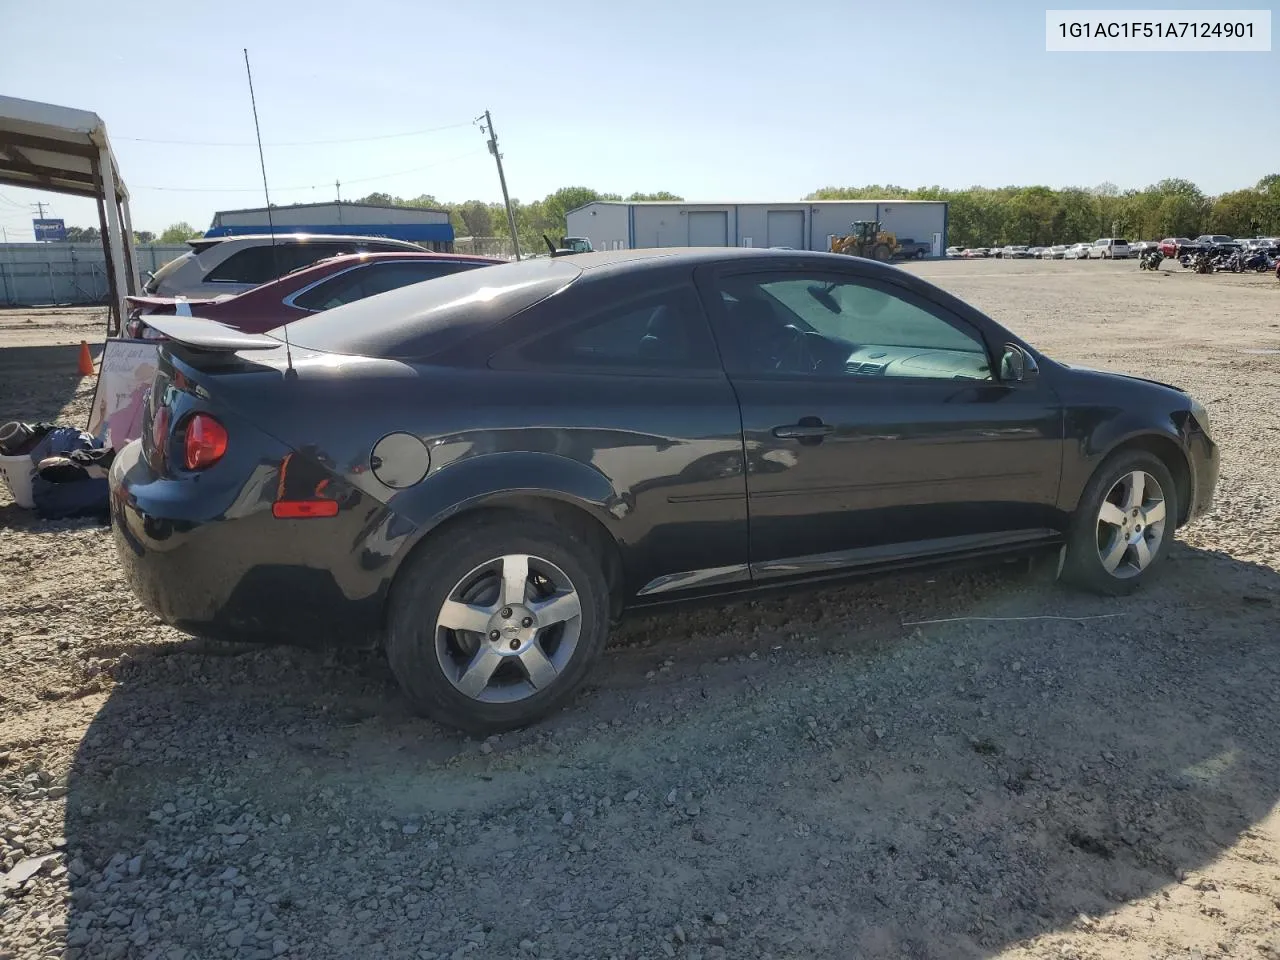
xmin=894 ymin=238 xmax=933 ymax=259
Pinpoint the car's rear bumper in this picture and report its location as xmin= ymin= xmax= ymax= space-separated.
xmin=109 ymin=439 xmax=399 ymax=648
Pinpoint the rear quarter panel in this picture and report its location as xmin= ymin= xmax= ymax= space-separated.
xmin=208 ymin=353 xmax=750 ymax=603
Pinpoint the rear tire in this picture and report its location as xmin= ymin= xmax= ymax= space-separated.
xmin=1061 ymin=450 xmax=1178 ymax=597
xmin=872 ymin=243 xmax=892 ymax=262
xmin=386 ymin=515 xmax=611 ymax=734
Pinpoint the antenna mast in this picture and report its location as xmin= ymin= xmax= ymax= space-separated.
xmin=244 ymin=48 xmax=295 ymax=375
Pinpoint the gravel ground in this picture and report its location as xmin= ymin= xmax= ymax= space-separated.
xmin=2 ymin=259 xmax=1279 ymax=960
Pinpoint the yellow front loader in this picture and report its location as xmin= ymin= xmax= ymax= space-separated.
xmin=829 ymin=220 xmax=898 ymax=262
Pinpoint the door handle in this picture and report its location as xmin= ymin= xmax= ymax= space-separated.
xmin=772 ymin=419 xmax=835 ymax=441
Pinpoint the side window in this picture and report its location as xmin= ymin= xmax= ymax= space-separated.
xmin=292 ymin=265 xmax=375 ymax=312
xmin=713 ymin=274 xmax=991 ymax=381
xmin=505 ymin=285 xmax=718 ymax=372
xmin=205 ymin=244 xmax=348 ymax=285
xmin=282 ymin=243 xmax=350 ymax=273
xmin=204 ymin=246 xmax=280 ymax=284
xmin=293 ymin=261 xmax=470 ymax=312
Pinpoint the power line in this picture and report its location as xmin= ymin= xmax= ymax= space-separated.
xmin=132 ymin=148 xmax=486 ymax=193
xmin=116 ymin=121 xmax=471 ymax=148
xmin=0 ymin=191 xmax=29 ymax=209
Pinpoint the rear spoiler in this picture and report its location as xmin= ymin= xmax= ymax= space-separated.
xmin=139 ymin=314 xmax=281 ymax=352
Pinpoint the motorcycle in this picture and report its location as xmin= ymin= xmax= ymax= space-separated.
xmin=1216 ymin=253 xmax=1242 ymax=273
xmin=1241 ymin=248 xmax=1272 ymax=272
xmin=1191 ymin=251 xmax=1216 ymax=274
xmin=1138 ymin=250 xmax=1164 ymax=270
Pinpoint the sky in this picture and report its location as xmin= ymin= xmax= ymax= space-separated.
xmin=0 ymin=0 xmax=1275 ymax=239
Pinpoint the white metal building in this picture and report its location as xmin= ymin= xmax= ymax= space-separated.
xmin=566 ymin=200 xmax=948 ymax=256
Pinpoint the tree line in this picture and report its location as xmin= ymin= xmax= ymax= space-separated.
xmin=147 ymin=175 xmax=1280 ymax=253
xmin=808 ymin=176 xmax=1280 ymax=247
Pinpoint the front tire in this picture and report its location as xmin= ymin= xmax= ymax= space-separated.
xmin=1061 ymin=450 xmax=1177 ymax=596
xmin=386 ymin=514 xmax=611 ymax=734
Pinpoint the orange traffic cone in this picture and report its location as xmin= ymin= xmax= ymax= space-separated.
xmin=77 ymin=341 xmax=95 ymax=376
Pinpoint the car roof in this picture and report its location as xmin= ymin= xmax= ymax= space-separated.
xmin=286 ymin=250 xmax=502 ymax=271
xmin=275 ymin=246 xmax=923 ymax=360
xmin=188 ymin=233 xmax=425 ymax=252
xmin=232 ymin=250 xmax=504 ymax=298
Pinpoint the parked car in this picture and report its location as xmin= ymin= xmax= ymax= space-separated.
xmin=1040 ymin=245 xmax=1069 ymax=259
xmin=1089 ymin=238 xmax=1131 ymax=259
xmin=1027 ymin=247 xmax=1045 ymax=258
xmin=1130 ymin=241 xmax=1159 ymax=257
xmin=945 ymin=246 xmax=963 ymax=258
xmin=110 ymin=247 xmax=1219 ymax=733
xmin=962 ymin=248 xmax=988 ymax=258
xmin=895 ymin=239 xmax=933 ymax=259
xmin=1063 ymin=243 xmax=1091 ymax=260
xmin=1159 ymin=237 xmax=1194 ymax=257
xmin=143 ymin=234 xmax=429 ymax=299
xmin=1194 ymin=234 xmax=1237 ymax=248
xmin=1002 ymin=245 xmax=1032 ymax=259
xmin=126 ymin=252 xmax=502 ymax=338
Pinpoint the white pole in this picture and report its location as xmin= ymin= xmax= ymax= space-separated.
xmin=99 ymin=147 xmax=129 ymax=335
xmin=120 ymin=194 xmax=140 ymax=295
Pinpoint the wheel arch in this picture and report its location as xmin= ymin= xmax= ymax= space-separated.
xmin=1068 ymin=429 xmax=1193 ymax=527
xmin=382 ymin=484 xmax=629 ymax=635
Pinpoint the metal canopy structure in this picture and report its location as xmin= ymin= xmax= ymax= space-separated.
xmin=0 ymin=94 xmax=138 ymax=333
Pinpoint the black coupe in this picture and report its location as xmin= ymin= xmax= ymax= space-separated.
xmin=110 ymin=248 xmax=1219 ymax=732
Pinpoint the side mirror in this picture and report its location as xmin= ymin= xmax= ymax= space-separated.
xmin=1000 ymin=344 xmax=1038 ymax=383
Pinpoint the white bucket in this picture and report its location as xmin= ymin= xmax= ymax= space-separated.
xmin=0 ymin=453 xmax=36 ymax=509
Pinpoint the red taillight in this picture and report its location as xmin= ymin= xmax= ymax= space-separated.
xmin=272 ymin=500 xmax=339 ymax=519
xmin=183 ymin=414 xmax=228 ymax=470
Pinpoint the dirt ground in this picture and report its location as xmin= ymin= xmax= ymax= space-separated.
xmin=1 ymin=259 xmax=1278 ymax=960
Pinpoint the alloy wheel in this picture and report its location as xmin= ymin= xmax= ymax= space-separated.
xmin=1095 ymin=470 xmax=1167 ymax=579
xmin=434 ymin=554 xmax=583 ymax=703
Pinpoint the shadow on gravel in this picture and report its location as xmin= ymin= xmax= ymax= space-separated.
xmin=51 ymin=543 xmax=1280 ymax=959
xmin=0 ymin=343 xmax=98 ymax=426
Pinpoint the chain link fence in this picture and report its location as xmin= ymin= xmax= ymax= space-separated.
xmin=0 ymin=243 xmax=189 ymax=307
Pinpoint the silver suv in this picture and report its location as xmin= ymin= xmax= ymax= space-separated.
xmin=143 ymin=234 xmax=426 ymax=298
xmin=1088 ymin=238 xmax=1131 ymax=259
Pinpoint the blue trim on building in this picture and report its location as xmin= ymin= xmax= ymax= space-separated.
xmin=203 ymin=222 xmax=454 ymax=242
xmin=627 ymin=206 xmax=635 ymax=249
xmin=941 ymin=203 xmax=949 ymax=255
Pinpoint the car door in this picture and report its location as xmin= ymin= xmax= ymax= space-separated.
xmin=695 ymin=262 xmax=1064 ymax=581
xmin=485 ymin=274 xmax=750 ymax=600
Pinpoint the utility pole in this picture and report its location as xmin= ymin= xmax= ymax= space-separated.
xmin=476 ymin=110 xmax=521 ymax=260
xmin=335 ymin=180 xmax=342 ymax=224
xmin=31 ymin=201 xmax=49 ymax=219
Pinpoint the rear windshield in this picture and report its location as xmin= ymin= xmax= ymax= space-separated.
xmin=276 ymin=256 xmax=580 ymax=359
